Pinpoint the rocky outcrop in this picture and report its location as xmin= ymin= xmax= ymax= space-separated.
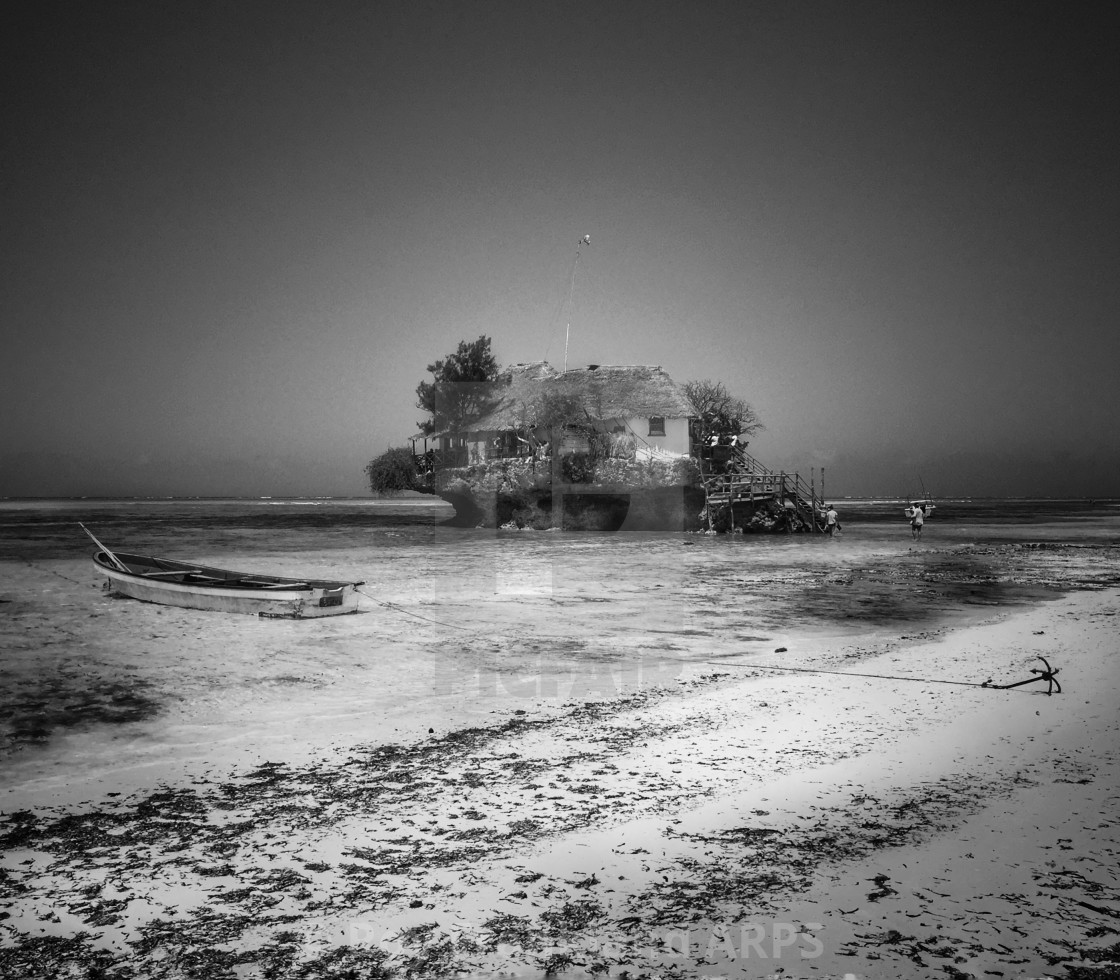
xmin=433 ymin=455 xmax=706 ymax=531
xmin=429 ymin=455 xmax=817 ymax=533
xmin=704 ymin=495 xmax=814 ymax=534
xmin=439 ymin=484 xmax=708 ymax=532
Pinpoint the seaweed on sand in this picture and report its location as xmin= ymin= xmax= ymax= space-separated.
xmin=482 ymin=912 xmax=543 ymax=951
xmin=134 ymin=787 xmax=209 ymax=819
xmin=38 ymin=809 xmax=134 ymax=851
xmin=390 ymin=923 xmax=461 ymax=977
xmin=0 ymin=934 xmax=133 ymax=980
xmin=2 ymin=674 xmax=162 ymax=749
xmin=71 ymin=895 xmax=131 ymax=927
xmin=1064 ymin=965 xmax=1120 ymax=979
xmin=1 ymin=673 xmax=740 ymax=978
xmin=540 ymin=898 xmax=606 ymax=936
xmin=634 ymin=777 xmax=1025 ymax=928
xmin=506 ymin=817 xmax=542 ymax=839
xmin=539 ymin=950 xmax=576 ymax=975
xmin=127 ymin=913 xmax=372 ymax=980
xmin=132 ymin=911 xmax=253 ymax=956
xmin=289 ymin=945 xmax=395 ymax=979
xmin=0 ymin=808 xmax=40 ymax=850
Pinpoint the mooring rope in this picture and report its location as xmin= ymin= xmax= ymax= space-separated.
xmin=354 ymin=589 xmax=1053 ymax=694
xmin=704 ymin=661 xmax=993 ymax=688
xmin=9 ymin=556 xmax=91 ymax=588
xmin=355 ymin=585 xmax=564 ymax=640
xmin=355 ymin=586 xmax=478 ymax=631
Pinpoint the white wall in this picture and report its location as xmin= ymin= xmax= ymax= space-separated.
xmin=626 ymin=416 xmax=690 ymax=455
xmin=463 ymin=416 xmax=693 ymax=460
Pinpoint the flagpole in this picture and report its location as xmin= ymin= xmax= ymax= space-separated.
xmin=563 ymin=234 xmax=590 ymax=373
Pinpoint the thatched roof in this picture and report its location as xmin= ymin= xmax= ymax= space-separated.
xmin=465 ymin=362 xmax=697 ymax=432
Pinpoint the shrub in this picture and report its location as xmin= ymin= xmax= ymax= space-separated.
xmin=365 ymin=446 xmax=420 ymax=495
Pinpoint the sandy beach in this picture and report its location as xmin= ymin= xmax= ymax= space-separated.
xmin=6 ymin=0 xmax=1120 ymax=974
xmin=2 ymin=528 xmax=1119 ymax=979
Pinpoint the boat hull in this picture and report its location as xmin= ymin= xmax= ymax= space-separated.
xmin=93 ymin=551 xmax=362 ymax=618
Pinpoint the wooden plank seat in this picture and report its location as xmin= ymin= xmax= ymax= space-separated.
xmin=141 ymin=569 xmax=204 ymax=578
xmin=243 ymin=580 xmax=310 ymax=590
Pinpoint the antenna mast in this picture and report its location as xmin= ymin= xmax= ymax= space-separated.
xmin=563 ymin=234 xmax=591 ymax=372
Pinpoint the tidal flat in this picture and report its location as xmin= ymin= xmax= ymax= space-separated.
xmin=2 ymin=498 xmax=1119 ymax=978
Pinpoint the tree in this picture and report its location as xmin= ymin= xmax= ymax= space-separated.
xmin=365 ymin=446 xmax=421 ymax=495
xmin=684 ymin=379 xmax=764 ymax=438
xmin=530 ymin=389 xmax=589 ymax=433
xmin=415 ymin=335 xmax=501 ymax=436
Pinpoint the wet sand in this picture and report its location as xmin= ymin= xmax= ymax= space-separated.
xmin=1 ymin=544 xmax=1119 ymax=978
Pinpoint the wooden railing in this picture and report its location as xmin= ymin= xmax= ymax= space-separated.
xmin=695 ymin=444 xmax=825 ymax=532
xmin=413 ymin=447 xmax=468 ymax=474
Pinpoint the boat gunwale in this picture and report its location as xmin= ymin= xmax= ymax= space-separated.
xmin=92 ymin=551 xmax=362 ymax=595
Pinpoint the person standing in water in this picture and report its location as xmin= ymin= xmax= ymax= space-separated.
xmin=909 ymin=502 xmax=925 ymax=539
xmin=824 ymin=504 xmax=839 ymax=536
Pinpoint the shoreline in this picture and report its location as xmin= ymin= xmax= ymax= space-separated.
xmin=2 ymin=586 xmax=1118 ymax=978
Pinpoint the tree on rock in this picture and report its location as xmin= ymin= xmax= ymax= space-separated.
xmin=415 ymin=335 xmax=501 ymax=436
xmin=684 ymin=379 xmax=764 ymax=441
xmin=365 ymin=446 xmax=421 ymax=496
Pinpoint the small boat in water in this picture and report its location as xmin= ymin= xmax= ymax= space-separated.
xmin=83 ymin=526 xmax=362 ymax=618
xmin=904 ymin=499 xmax=936 ymax=519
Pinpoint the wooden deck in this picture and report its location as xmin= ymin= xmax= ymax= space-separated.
xmin=697 ymin=446 xmax=824 ymax=532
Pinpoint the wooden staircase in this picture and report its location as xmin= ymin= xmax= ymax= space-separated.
xmin=697 ymin=445 xmax=824 ymax=532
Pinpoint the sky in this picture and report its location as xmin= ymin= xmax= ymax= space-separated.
xmin=2 ymin=1 xmax=1117 ymax=499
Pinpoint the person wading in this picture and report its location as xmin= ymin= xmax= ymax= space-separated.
xmin=824 ymin=504 xmax=840 ymax=536
xmin=909 ymin=502 xmax=925 ymax=539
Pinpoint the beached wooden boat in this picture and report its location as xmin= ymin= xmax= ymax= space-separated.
xmin=90 ymin=549 xmax=363 ymax=618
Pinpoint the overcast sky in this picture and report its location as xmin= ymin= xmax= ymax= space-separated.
xmin=3 ymin=1 xmax=1117 ymax=498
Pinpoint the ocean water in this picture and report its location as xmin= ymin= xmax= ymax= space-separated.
xmin=3 ymin=494 xmax=1118 ymax=557
xmin=2 ymin=496 xmax=1119 ymax=798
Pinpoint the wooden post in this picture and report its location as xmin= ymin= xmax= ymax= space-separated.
xmin=811 ymin=467 xmax=818 ymax=532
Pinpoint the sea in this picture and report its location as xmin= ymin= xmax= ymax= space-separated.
xmin=2 ymin=495 xmax=1119 ymax=801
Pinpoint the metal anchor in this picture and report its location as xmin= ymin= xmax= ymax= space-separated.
xmin=983 ymin=656 xmax=1061 ymax=695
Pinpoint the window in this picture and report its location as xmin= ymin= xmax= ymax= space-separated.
xmin=648 ymin=416 xmax=665 ymax=436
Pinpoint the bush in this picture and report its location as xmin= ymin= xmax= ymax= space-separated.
xmin=562 ymin=453 xmax=595 ymax=483
xmin=365 ymin=446 xmax=420 ymax=495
